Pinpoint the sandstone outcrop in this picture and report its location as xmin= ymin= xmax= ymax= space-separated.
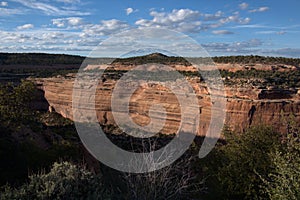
xmin=32 ymin=66 xmax=300 ymax=136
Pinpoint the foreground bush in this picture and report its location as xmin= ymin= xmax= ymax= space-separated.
xmin=263 ymin=124 xmax=300 ymax=200
xmin=203 ymin=126 xmax=282 ymax=199
xmin=1 ymin=150 xmax=204 ymax=199
xmin=2 ymin=125 xmax=299 ymax=199
xmin=96 ymin=139 xmax=205 ymax=200
xmin=0 ymin=162 xmax=107 ymax=200
xmin=0 ymin=80 xmax=36 ymax=124
xmin=120 ymin=154 xmax=204 ymax=199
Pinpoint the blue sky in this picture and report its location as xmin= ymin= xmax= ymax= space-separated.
xmin=1 ymin=0 xmax=300 ymax=57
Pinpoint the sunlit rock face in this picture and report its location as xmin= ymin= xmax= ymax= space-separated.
xmin=32 ymin=63 xmax=300 ymax=136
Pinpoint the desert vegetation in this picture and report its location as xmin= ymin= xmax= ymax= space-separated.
xmin=0 ymin=53 xmax=300 ymax=199
xmin=1 ymin=53 xmax=300 ymax=67
xmin=0 ymin=81 xmax=299 ymax=199
xmin=213 ymin=55 xmax=300 ymax=66
xmin=0 ymin=81 xmax=82 ymax=186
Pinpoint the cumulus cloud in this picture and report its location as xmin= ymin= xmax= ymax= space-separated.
xmin=0 ymin=5 xmax=281 ymax=56
xmin=239 ymin=2 xmax=249 ymax=10
xmin=82 ymin=19 xmax=129 ymax=36
xmin=126 ymin=7 xmax=133 ymax=15
xmin=17 ymin=24 xmax=34 ymax=30
xmin=153 ymin=9 xmax=201 ymax=23
xmin=135 ymin=9 xmax=251 ymax=33
xmin=203 ymin=11 xmax=224 ymax=21
xmin=42 ymin=32 xmax=65 ymax=40
xmin=212 ymin=30 xmax=234 ymax=35
xmin=0 ymin=29 xmax=93 ymax=54
xmin=52 ymin=17 xmax=84 ymax=27
xmin=1 ymin=23 xmax=296 ymax=58
xmin=68 ymin=17 xmax=83 ymax=26
xmin=249 ymin=7 xmax=269 ymax=13
xmin=0 ymin=1 xmax=8 ymax=6
xmin=52 ymin=18 xmax=129 ymax=37
xmin=241 ymin=17 xmax=251 ymax=24
xmin=51 ymin=17 xmax=130 ymax=41
xmin=219 ymin=12 xmax=250 ymax=25
xmin=52 ymin=19 xmax=65 ymax=27
xmin=135 ymin=9 xmax=202 ymax=32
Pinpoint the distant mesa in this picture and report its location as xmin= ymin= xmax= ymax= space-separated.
xmin=1 ymin=53 xmax=300 ymax=68
xmin=83 ymin=52 xmax=195 ymax=72
xmin=147 ymin=52 xmax=169 ymax=58
xmin=120 ymin=48 xmax=177 ymax=58
xmin=111 ymin=52 xmax=191 ymax=66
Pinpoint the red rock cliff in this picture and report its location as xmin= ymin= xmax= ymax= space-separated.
xmin=32 ymin=71 xmax=300 ymax=136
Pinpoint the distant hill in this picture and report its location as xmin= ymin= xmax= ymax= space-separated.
xmin=112 ymin=53 xmax=191 ymax=66
xmin=113 ymin=53 xmax=300 ymax=67
xmin=0 ymin=53 xmax=85 ymax=66
xmin=0 ymin=52 xmax=300 ymax=67
xmin=213 ymin=55 xmax=300 ymax=66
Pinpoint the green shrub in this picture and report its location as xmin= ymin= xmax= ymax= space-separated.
xmin=204 ymin=126 xmax=281 ymax=199
xmin=0 ymin=80 xmax=36 ymax=124
xmin=262 ymin=123 xmax=300 ymax=200
xmin=0 ymin=162 xmax=108 ymax=200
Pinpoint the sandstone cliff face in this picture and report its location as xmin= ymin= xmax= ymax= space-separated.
xmin=33 ymin=72 xmax=300 ymax=136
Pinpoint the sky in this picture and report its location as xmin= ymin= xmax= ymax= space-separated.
xmin=1 ymin=0 xmax=300 ymax=57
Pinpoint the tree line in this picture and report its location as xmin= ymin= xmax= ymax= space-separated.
xmin=1 ymin=53 xmax=300 ymax=66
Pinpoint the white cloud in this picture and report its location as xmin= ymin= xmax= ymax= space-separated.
xmin=219 ymin=13 xmax=250 ymax=25
xmin=11 ymin=0 xmax=90 ymax=16
xmin=135 ymin=9 xmax=251 ymax=33
xmin=126 ymin=7 xmax=133 ymax=15
xmin=52 ymin=19 xmax=65 ymax=27
xmin=125 ymin=7 xmax=138 ymax=15
xmin=249 ymin=7 xmax=269 ymax=13
xmin=135 ymin=9 xmax=202 ymax=32
xmin=203 ymin=39 xmax=263 ymax=54
xmin=17 ymin=24 xmax=34 ymax=30
xmin=277 ymin=31 xmax=286 ymax=35
xmin=231 ymin=24 xmax=268 ymax=29
xmin=203 ymin=11 xmax=224 ymax=21
xmin=239 ymin=3 xmax=249 ymax=10
xmin=240 ymin=17 xmax=251 ymax=24
xmin=68 ymin=17 xmax=83 ymax=26
xmin=42 ymin=32 xmax=65 ymax=40
xmin=82 ymin=19 xmax=129 ymax=36
xmin=259 ymin=7 xmax=269 ymax=12
xmin=262 ymin=48 xmax=300 ymax=57
xmin=52 ymin=17 xmax=84 ymax=27
xmin=56 ymin=0 xmax=80 ymax=3
xmin=0 ymin=24 xmax=296 ymax=58
xmin=212 ymin=30 xmax=234 ymax=35
xmin=0 ymin=7 xmax=24 ymax=15
xmin=256 ymin=30 xmax=287 ymax=35
xmin=0 ymin=29 xmax=94 ymax=54
xmin=154 ymin=9 xmax=201 ymax=23
xmin=50 ymin=18 xmax=130 ymax=40
xmin=0 ymin=6 xmax=279 ymax=56
xmin=0 ymin=1 xmax=8 ymax=6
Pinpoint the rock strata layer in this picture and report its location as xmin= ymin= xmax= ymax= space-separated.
xmin=32 ymin=69 xmax=300 ymax=136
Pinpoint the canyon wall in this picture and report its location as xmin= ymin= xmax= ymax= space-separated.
xmin=32 ymin=71 xmax=300 ymax=136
